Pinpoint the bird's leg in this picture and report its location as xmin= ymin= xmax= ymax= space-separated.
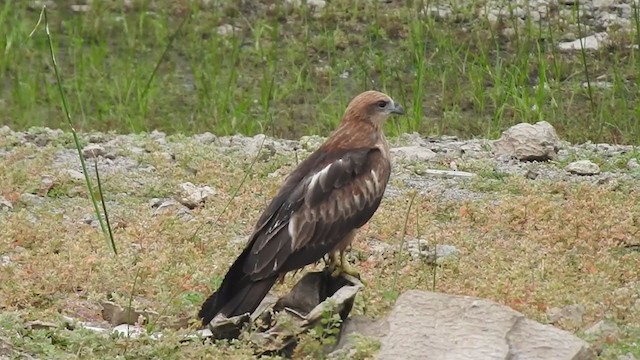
xmin=330 ymin=250 xmax=360 ymax=278
xmin=327 ymin=252 xmax=340 ymax=274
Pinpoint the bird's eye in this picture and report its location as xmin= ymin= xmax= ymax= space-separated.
xmin=376 ymin=100 xmax=389 ymax=109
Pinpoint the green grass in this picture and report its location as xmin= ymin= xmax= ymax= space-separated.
xmin=2 ymin=0 xmax=640 ymax=143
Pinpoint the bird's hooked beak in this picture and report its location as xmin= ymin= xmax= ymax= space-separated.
xmin=390 ymin=101 xmax=405 ymax=115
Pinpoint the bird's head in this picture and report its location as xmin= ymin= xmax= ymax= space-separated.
xmin=342 ymin=90 xmax=405 ymax=127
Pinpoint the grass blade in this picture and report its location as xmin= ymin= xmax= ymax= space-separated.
xmin=38 ymin=6 xmax=117 ymax=255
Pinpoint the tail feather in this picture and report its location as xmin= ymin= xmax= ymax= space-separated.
xmin=198 ymin=249 xmax=278 ymax=326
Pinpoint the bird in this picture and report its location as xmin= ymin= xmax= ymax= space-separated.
xmin=198 ymin=90 xmax=404 ymax=326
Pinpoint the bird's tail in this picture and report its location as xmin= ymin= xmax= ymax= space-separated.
xmin=198 ymin=248 xmax=278 ymax=326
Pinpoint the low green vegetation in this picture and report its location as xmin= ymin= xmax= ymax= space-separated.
xmin=2 ymin=0 xmax=640 ymax=143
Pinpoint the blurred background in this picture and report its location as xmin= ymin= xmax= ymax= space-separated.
xmin=2 ymin=0 xmax=639 ymax=143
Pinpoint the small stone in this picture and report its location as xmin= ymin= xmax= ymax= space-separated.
xmin=581 ymin=81 xmax=612 ymax=89
xmin=70 ymin=4 xmax=90 ymax=12
xmin=101 ymin=300 xmax=157 ymax=326
xmin=423 ymin=4 xmax=453 ymax=19
xmin=417 ymin=169 xmax=476 ymax=178
xmin=158 ymin=152 xmax=175 ymax=161
xmin=1 ymin=255 xmax=11 ymax=267
xmin=502 ymin=27 xmax=517 ymax=38
xmin=216 ymin=24 xmax=240 ymax=36
xmin=493 ymin=121 xmax=561 ymax=161
xmin=405 ymin=238 xmax=429 ymax=260
xmin=40 ymin=176 xmax=55 ymax=195
xmin=25 ymin=320 xmax=58 ymax=330
xmin=404 ymin=239 xmax=459 ymax=264
xmin=66 ymin=169 xmax=85 ymax=181
xmin=397 ymin=132 xmax=427 ymax=147
xmin=150 ymin=130 xmax=166 ymax=140
xmin=525 ymin=169 xmax=540 ymax=180
xmin=176 ymin=182 xmax=216 ymax=209
xmin=584 ymin=319 xmax=619 ymax=337
xmin=28 ymin=0 xmax=56 ymax=10
xmin=566 ymin=160 xmax=601 ymax=176
xmin=80 ymin=215 xmax=100 ymax=228
xmin=299 ymin=135 xmax=325 ymax=151
xmin=433 ymin=244 xmax=460 ymax=265
xmin=592 ymin=0 xmax=615 ymax=9
xmin=82 ymin=144 xmax=106 ymax=159
xmin=558 ymin=33 xmax=609 ymax=51
xmin=88 ymin=133 xmax=106 ymax=143
xmin=194 ymin=132 xmax=217 ymax=145
xmin=113 ymin=324 xmax=146 ymax=338
xmin=627 ymin=158 xmax=639 ymax=170
xmin=128 ymin=146 xmax=146 ymax=156
xmin=391 ymin=146 xmax=437 ymax=162
xmin=0 ymin=196 xmax=13 ymax=211
xmin=307 ymin=0 xmax=326 ymax=8
xmin=152 ymin=199 xmax=193 ymax=222
xmin=286 ymin=0 xmax=326 ymax=9
xmin=365 ymin=238 xmax=395 ymax=258
xmin=617 ymin=353 xmax=637 ymax=360
xmin=20 ymin=193 xmax=46 ymax=206
xmin=547 ymin=304 xmax=586 ymax=326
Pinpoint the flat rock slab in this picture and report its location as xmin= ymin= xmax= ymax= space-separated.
xmin=377 ymin=290 xmax=595 ymax=360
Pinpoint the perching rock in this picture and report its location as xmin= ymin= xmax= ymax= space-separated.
xmin=204 ymin=270 xmax=363 ymax=356
xmin=493 ymin=121 xmax=561 ymax=161
xmin=390 ymin=146 xmax=437 ymax=162
xmin=377 ymin=291 xmax=595 ymax=360
xmin=566 ymin=160 xmax=601 ymax=176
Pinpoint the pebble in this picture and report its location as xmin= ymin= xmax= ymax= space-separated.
xmin=584 ymin=319 xmax=620 ymax=337
xmin=176 ymin=182 xmax=216 ymax=209
xmin=0 ymin=196 xmax=12 ymax=211
xmin=391 ymin=146 xmax=437 ymax=162
xmin=547 ymin=304 xmax=586 ymax=326
xmin=565 ymin=160 xmax=601 ymax=176
xmin=82 ymin=144 xmax=107 ymax=159
xmin=558 ymin=33 xmax=609 ymax=51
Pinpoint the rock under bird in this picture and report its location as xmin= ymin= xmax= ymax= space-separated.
xmin=199 ymin=90 xmax=405 ymax=326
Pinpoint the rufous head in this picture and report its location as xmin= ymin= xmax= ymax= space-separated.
xmin=342 ymin=90 xmax=405 ymax=126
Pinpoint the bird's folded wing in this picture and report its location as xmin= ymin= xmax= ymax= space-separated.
xmin=242 ymin=147 xmax=390 ymax=280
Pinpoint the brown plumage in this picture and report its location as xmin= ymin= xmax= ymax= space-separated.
xmin=198 ymin=91 xmax=404 ymax=326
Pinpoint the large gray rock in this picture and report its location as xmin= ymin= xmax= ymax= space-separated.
xmin=376 ymin=290 xmax=595 ymax=360
xmin=493 ymin=121 xmax=561 ymax=161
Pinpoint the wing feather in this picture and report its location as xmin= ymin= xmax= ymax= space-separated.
xmin=241 ymin=147 xmax=390 ymax=280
